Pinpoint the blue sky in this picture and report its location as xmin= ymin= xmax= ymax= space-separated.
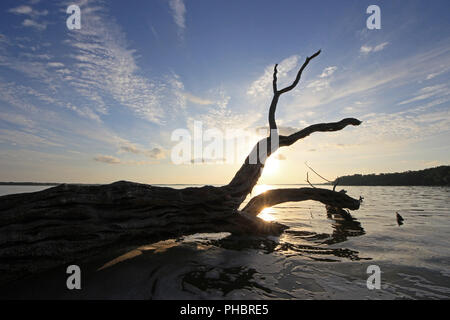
xmin=0 ymin=0 xmax=449 ymax=184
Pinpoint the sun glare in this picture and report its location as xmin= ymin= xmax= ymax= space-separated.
xmin=263 ymin=156 xmax=279 ymax=176
xmin=251 ymin=184 xmax=274 ymax=197
xmin=257 ymin=207 xmax=276 ymax=222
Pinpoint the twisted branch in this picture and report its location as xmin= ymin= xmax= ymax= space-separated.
xmin=242 ymin=188 xmax=361 ymax=216
xmin=277 ymin=49 xmax=321 ymax=94
xmin=280 ymin=118 xmax=362 ymax=147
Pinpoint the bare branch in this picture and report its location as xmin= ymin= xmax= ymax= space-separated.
xmin=277 ymin=49 xmax=321 ymax=94
xmin=306 ymin=172 xmax=316 ymax=188
xmin=242 ymin=187 xmax=361 ymax=216
xmin=333 ymin=178 xmax=339 ymax=191
xmin=305 ymin=162 xmax=333 ymax=183
xmin=269 ymin=64 xmax=280 ymax=130
xmin=268 ymin=49 xmax=320 ymax=132
xmin=226 ymin=118 xmax=362 ymax=198
xmin=272 ymin=64 xmax=278 ymax=93
xmin=280 ymin=118 xmax=362 ymax=147
xmin=268 ymin=94 xmax=280 ymax=131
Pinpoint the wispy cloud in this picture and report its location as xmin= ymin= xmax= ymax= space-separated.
xmin=426 ymin=68 xmax=449 ymax=80
xmin=22 ymin=19 xmax=47 ymax=31
xmin=9 ymin=5 xmax=48 ymax=16
xmin=306 ymin=79 xmax=329 ymax=92
xmin=119 ymin=144 xmax=166 ymax=160
xmin=360 ymin=42 xmax=389 ymax=54
xmin=183 ymin=92 xmax=214 ymax=105
xmin=0 ymin=128 xmax=63 ymax=147
xmin=169 ymin=0 xmax=186 ymax=37
xmin=94 ymin=155 xmax=121 ymax=164
xmin=1 ymin=0 xmax=185 ymax=158
xmin=307 ymin=66 xmax=337 ymax=92
xmin=64 ymin=0 xmax=186 ymax=123
xmin=358 ymin=108 xmax=450 ymax=146
xmin=247 ymin=55 xmax=299 ymax=98
xmin=93 ymin=154 xmax=162 ymax=165
xmin=2 ymin=0 xmax=187 ymax=125
xmin=190 ymin=87 xmax=262 ymax=134
xmin=278 ymin=42 xmax=450 ymax=118
xmin=47 ymin=62 xmax=64 ymax=68
xmin=9 ymin=6 xmax=34 ymax=15
xmin=0 ymin=112 xmax=34 ymax=128
xmin=9 ymin=4 xmax=48 ymax=31
xmin=319 ymin=66 xmax=337 ymax=78
xmin=398 ymin=84 xmax=450 ymax=105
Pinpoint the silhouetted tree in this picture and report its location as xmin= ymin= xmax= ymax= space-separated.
xmin=0 ymin=50 xmax=362 ymax=285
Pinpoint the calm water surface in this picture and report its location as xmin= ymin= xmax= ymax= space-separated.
xmin=1 ymin=184 xmax=449 ymax=299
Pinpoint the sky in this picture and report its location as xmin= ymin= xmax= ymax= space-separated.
xmin=0 ymin=0 xmax=449 ymax=184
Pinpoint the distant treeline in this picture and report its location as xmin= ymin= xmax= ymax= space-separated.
xmin=334 ymin=166 xmax=450 ymax=186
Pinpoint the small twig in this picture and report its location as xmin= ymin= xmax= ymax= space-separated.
xmin=306 ymin=172 xmax=316 ymax=188
xmin=304 ymin=162 xmax=333 ymax=183
xmin=333 ymin=178 xmax=339 ymax=191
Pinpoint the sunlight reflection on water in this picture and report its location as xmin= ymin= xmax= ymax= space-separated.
xmin=258 ymin=207 xmax=276 ymax=222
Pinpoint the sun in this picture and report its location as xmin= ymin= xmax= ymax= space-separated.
xmin=262 ymin=156 xmax=280 ymax=176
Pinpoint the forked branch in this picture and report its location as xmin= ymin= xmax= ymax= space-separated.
xmin=268 ymin=49 xmax=321 ymax=132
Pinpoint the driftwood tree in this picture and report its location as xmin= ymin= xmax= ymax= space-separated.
xmin=0 ymin=50 xmax=361 ymax=285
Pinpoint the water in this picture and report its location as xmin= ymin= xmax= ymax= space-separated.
xmin=1 ymin=184 xmax=449 ymax=299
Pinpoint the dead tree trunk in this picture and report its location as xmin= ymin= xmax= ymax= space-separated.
xmin=0 ymin=50 xmax=361 ymax=285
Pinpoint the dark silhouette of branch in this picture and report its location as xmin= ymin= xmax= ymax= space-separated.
xmin=280 ymin=118 xmax=362 ymax=147
xmin=305 ymin=162 xmax=333 ymax=183
xmin=269 ymin=50 xmax=320 ymax=131
xmin=306 ymin=172 xmax=316 ymax=188
xmin=333 ymin=178 xmax=339 ymax=191
xmin=226 ymin=117 xmax=361 ymax=199
xmin=242 ymin=187 xmax=361 ymax=216
xmin=272 ymin=64 xmax=278 ymax=93
xmin=277 ymin=49 xmax=321 ymax=94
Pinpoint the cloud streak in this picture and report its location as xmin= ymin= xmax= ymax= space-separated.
xmin=119 ymin=144 xmax=166 ymax=160
xmin=247 ymin=55 xmax=300 ymax=98
xmin=9 ymin=4 xmax=48 ymax=31
xmin=360 ymin=42 xmax=389 ymax=54
xmin=169 ymin=0 xmax=186 ymax=37
xmin=94 ymin=155 xmax=121 ymax=164
xmin=2 ymin=0 xmax=188 ymax=125
xmin=398 ymin=84 xmax=450 ymax=105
